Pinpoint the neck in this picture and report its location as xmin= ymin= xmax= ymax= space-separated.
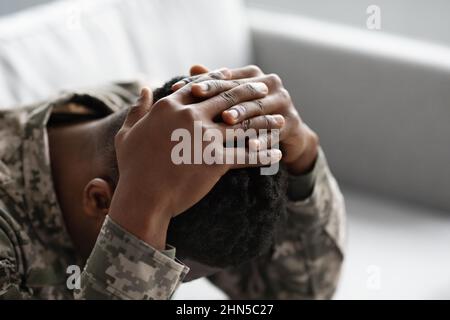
xmin=48 ymin=120 xmax=103 ymax=259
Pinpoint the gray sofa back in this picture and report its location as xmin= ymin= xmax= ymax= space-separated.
xmin=251 ymin=10 xmax=450 ymax=212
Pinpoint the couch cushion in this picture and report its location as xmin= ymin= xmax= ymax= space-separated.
xmin=172 ymin=187 xmax=450 ymax=300
xmin=0 ymin=0 xmax=251 ymax=107
xmin=335 ymin=187 xmax=450 ymax=299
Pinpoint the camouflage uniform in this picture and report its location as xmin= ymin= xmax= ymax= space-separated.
xmin=0 ymin=82 xmax=345 ymax=299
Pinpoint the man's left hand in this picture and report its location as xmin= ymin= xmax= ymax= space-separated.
xmin=172 ymin=65 xmax=319 ymax=175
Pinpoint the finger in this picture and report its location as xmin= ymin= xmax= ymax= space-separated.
xmin=191 ymin=79 xmax=241 ymax=98
xmin=190 ymin=64 xmax=209 ymax=76
xmin=221 ymin=94 xmax=286 ymax=124
xmin=139 ymin=86 xmax=154 ymax=112
xmin=190 ymin=76 xmax=267 ymax=99
xmin=122 ymin=88 xmax=152 ymax=129
xmin=171 ymin=68 xmax=231 ymax=91
xmin=198 ymin=82 xmax=269 ymax=116
xmin=228 ymin=65 xmax=264 ymax=79
xmin=223 ymin=148 xmax=282 ymax=169
xmin=232 ymin=74 xmax=284 ymax=93
xmin=203 ymin=122 xmax=262 ymax=148
xmin=248 ymin=131 xmax=282 ymax=152
xmin=192 ymin=73 xmax=284 ymax=100
xmin=221 ymin=114 xmax=285 ymax=133
xmin=171 ymin=74 xmax=202 ymax=92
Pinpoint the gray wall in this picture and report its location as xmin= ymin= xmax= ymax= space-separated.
xmin=247 ymin=0 xmax=450 ymax=47
xmin=0 ymin=0 xmax=56 ymax=16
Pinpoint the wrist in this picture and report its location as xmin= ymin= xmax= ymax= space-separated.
xmin=108 ymin=178 xmax=171 ymax=250
xmin=286 ymin=127 xmax=319 ymax=175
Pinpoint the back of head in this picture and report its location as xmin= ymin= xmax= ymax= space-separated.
xmin=168 ymin=163 xmax=288 ymax=268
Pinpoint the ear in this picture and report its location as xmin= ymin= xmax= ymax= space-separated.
xmin=82 ymin=178 xmax=113 ymax=219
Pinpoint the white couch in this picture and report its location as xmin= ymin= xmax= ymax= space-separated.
xmin=1 ymin=0 xmax=449 ymax=299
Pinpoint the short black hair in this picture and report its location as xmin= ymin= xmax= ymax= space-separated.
xmin=102 ymin=77 xmax=288 ymax=268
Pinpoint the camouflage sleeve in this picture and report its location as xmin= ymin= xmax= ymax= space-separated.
xmin=0 ymin=234 xmax=30 ymax=299
xmin=0 ymin=208 xmax=32 ymax=299
xmin=208 ymin=148 xmax=346 ymax=299
xmin=74 ymin=216 xmax=189 ymax=300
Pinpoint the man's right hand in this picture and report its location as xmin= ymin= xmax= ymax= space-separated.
xmin=108 ymin=71 xmax=284 ymax=250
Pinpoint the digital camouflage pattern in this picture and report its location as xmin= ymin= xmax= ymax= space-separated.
xmin=0 ymin=82 xmax=345 ymax=299
xmin=74 ymin=216 xmax=188 ymax=299
xmin=0 ymin=85 xmax=189 ymax=300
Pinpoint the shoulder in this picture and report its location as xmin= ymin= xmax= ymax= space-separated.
xmin=0 ymin=107 xmax=30 ymax=206
xmin=0 ymin=106 xmax=39 ymax=252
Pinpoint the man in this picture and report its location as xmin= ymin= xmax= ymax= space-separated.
xmin=0 ymin=65 xmax=345 ymax=299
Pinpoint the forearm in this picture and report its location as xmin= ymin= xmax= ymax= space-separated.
xmin=272 ymin=149 xmax=346 ymax=298
xmin=74 ymin=216 xmax=188 ymax=300
xmin=74 ymin=180 xmax=188 ymax=300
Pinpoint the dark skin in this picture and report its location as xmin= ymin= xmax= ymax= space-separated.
xmin=175 ymin=65 xmax=319 ymax=175
xmin=48 ymin=65 xmax=319 ymax=280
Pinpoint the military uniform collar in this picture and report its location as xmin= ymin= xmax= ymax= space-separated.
xmin=22 ymin=102 xmax=74 ymax=250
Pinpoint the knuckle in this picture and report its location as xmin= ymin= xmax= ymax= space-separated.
xmin=290 ymin=112 xmax=302 ymax=127
xmin=305 ymin=125 xmax=319 ymax=146
xmin=247 ymin=65 xmax=263 ymax=76
xmin=279 ymin=88 xmax=291 ymax=102
xmin=179 ymin=107 xmax=197 ymax=122
xmin=210 ymin=80 xmax=223 ymax=91
xmin=234 ymin=104 xmax=247 ymax=117
xmin=244 ymin=83 xmax=260 ymax=96
xmin=208 ymin=71 xmax=224 ymax=80
xmin=253 ymin=99 xmax=264 ymax=113
xmin=263 ymin=115 xmax=271 ymax=128
xmin=241 ymin=119 xmax=251 ymax=130
xmin=153 ymin=97 xmax=179 ymax=115
xmin=219 ymin=90 xmax=238 ymax=106
xmin=267 ymin=73 xmax=282 ymax=87
xmin=190 ymin=75 xmax=206 ymax=84
xmin=156 ymin=96 xmax=176 ymax=109
xmin=182 ymin=76 xmax=196 ymax=84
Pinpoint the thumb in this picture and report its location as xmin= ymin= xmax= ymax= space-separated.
xmin=138 ymin=86 xmax=154 ymax=111
xmin=122 ymin=87 xmax=152 ymax=129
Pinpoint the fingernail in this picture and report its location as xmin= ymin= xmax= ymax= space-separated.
xmin=197 ymin=82 xmax=210 ymax=92
xmin=272 ymin=115 xmax=285 ymax=126
xmin=271 ymin=149 xmax=282 ymax=161
xmin=226 ymin=109 xmax=239 ymax=120
xmin=249 ymin=139 xmax=260 ymax=151
xmin=172 ymin=81 xmax=185 ymax=89
xmin=138 ymin=88 xmax=148 ymax=101
xmin=252 ymin=82 xmax=268 ymax=94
